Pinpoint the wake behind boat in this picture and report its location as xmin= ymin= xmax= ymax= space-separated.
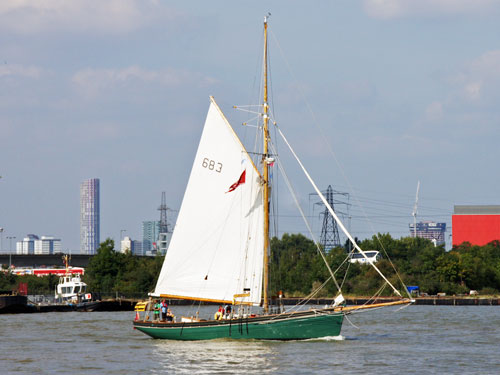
xmin=133 ymin=16 xmax=412 ymax=341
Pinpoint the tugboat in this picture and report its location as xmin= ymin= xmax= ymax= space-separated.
xmin=55 ymin=255 xmax=93 ymax=306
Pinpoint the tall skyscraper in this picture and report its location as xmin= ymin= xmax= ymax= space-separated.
xmin=142 ymin=220 xmax=160 ymax=255
xmin=80 ymin=178 xmax=100 ymax=254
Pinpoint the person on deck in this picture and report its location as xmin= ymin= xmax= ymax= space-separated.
xmin=214 ymin=305 xmax=224 ymax=320
xmin=161 ymin=300 xmax=168 ymax=321
xmin=166 ymin=308 xmax=174 ymax=322
xmin=153 ymin=300 xmax=161 ymax=321
xmin=224 ymin=304 xmax=232 ymax=319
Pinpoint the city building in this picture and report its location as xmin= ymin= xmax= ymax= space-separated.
xmin=11 ymin=267 xmax=84 ymax=276
xmin=16 ymin=235 xmax=61 ymax=255
xmin=142 ymin=220 xmax=160 ymax=254
xmin=157 ymin=232 xmax=168 ymax=255
xmin=452 ymin=205 xmax=500 ymax=246
xmin=132 ymin=240 xmax=143 ymax=256
xmin=16 ymin=234 xmax=39 ymax=254
xmin=409 ymin=221 xmax=446 ymax=246
xmin=34 ymin=236 xmax=62 ymax=255
xmin=120 ymin=236 xmax=144 ymax=255
xmin=120 ymin=236 xmax=132 ymax=253
xmin=80 ymin=178 xmax=100 ymax=254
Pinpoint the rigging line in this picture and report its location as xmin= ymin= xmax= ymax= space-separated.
xmin=302 ymin=277 xmax=332 ymax=306
xmin=343 ymin=313 xmax=361 ymax=330
xmin=270 ymin=145 xmax=279 ymax=241
xmin=394 ymin=303 xmax=412 ymax=313
xmin=333 ymin=253 xmax=352 ymax=291
xmin=270 ymin=30 xmax=409 ymax=298
xmin=268 ymin=140 xmax=342 ymax=294
xmin=268 ymin=44 xmax=280 ymax=244
xmin=348 ymin=196 xmax=453 ymax=214
xmin=236 ymin=108 xmax=263 ymax=115
xmin=269 ymin=277 xmax=333 ymax=321
xmin=276 ymin=125 xmax=402 ymax=297
xmin=235 ymin=104 xmax=264 ymax=108
xmin=239 ymin=27 xmax=264 ymax=161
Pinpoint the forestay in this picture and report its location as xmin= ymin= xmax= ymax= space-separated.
xmin=153 ymin=97 xmax=264 ymax=305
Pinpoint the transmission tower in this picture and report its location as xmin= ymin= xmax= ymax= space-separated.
xmin=319 ymin=185 xmax=341 ymax=252
xmin=158 ymin=192 xmax=169 ymax=254
xmin=158 ymin=192 xmax=169 ymax=233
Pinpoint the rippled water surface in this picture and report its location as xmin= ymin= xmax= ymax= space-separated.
xmin=1 ymin=305 xmax=499 ymax=374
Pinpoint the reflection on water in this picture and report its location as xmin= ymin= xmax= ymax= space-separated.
xmin=152 ymin=339 xmax=279 ymax=374
xmin=304 ymin=335 xmax=344 ymax=341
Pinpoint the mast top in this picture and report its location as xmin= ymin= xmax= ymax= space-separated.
xmin=264 ymin=12 xmax=271 ymax=24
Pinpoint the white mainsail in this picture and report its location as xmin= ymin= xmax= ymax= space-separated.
xmin=153 ymin=97 xmax=264 ymax=305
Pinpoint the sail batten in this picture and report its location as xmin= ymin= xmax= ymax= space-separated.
xmin=153 ymin=98 xmax=264 ymax=305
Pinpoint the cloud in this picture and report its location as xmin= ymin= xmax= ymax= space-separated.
xmin=337 ymin=80 xmax=377 ymax=105
xmin=0 ymin=63 xmax=43 ymax=78
xmin=67 ymin=121 xmax=122 ymax=142
xmin=423 ymin=50 xmax=500 ymax=114
xmin=364 ymin=0 xmax=498 ymax=19
xmin=71 ymin=66 xmax=217 ymax=99
xmin=0 ymin=0 xmax=174 ymax=34
xmin=448 ymin=50 xmax=500 ymax=106
xmin=414 ymin=49 xmax=500 ymax=142
xmin=425 ymin=101 xmax=443 ymax=122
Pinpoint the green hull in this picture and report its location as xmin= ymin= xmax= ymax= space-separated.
xmin=133 ymin=309 xmax=344 ymax=341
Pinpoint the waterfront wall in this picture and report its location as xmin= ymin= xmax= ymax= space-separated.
xmin=140 ymin=297 xmax=500 ymax=307
xmin=0 ymin=254 xmax=157 ymax=268
xmin=279 ymin=297 xmax=500 ymax=306
xmin=0 ymin=254 xmax=93 ymax=268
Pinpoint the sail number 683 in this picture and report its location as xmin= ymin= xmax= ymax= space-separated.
xmin=202 ymin=158 xmax=223 ymax=173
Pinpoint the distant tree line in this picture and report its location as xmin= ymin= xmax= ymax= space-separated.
xmin=0 ymin=239 xmax=164 ymax=297
xmin=2 ymin=235 xmax=500 ymax=297
xmin=83 ymin=239 xmax=163 ymax=297
xmin=269 ymin=233 xmax=500 ymax=297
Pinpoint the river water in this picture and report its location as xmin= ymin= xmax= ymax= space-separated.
xmin=1 ymin=305 xmax=499 ymax=374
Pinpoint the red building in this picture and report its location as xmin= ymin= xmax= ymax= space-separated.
xmin=452 ymin=205 xmax=500 ymax=246
xmin=10 ymin=267 xmax=84 ymax=276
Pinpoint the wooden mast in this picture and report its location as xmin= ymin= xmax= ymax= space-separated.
xmin=262 ymin=15 xmax=270 ymax=313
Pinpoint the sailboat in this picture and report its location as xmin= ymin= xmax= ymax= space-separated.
xmin=133 ymin=16 xmax=413 ymax=340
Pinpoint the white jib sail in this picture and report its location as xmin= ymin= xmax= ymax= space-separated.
xmin=153 ymin=97 xmax=264 ymax=305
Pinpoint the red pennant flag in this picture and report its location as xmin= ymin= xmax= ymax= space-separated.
xmin=227 ymin=170 xmax=246 ymax=193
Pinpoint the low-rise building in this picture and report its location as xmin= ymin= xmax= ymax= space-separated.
xmin=452 ymin=205 xmax=500 ymax=246
xmin=16 ymin=234 xmax=39 ymax=254
xmin=17 ymin=235 xmax=61 ymax=255
xmin=409 ymin=221 xmax=446 ymax=246
xmin=34 ymin=236 xmax=61 ymax=255
xmin=120 ymin=236 xmax=144 ymax=255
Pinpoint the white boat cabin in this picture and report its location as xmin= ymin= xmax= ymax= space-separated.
xmin=55 ymin=274 xmax=88 ymax=302
xmin=349 ymin=251 xmax=380 ymax=264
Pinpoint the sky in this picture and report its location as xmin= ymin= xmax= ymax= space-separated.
xmin=1 ymin=0 xmax=499 ymax=253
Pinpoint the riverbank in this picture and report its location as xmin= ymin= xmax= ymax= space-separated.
xmin=294 ymin=296 xmax=500 ymax=306
xmin=3 ymin=295 xmax=499 ymax=314
xmin=137 ymin=296 xmax=500 ymax=307
xmin=0 ymin=294 xmax=135 ymax=314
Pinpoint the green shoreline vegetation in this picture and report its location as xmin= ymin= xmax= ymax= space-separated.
xmin=1 ymin=235 xmax=500 ymax=298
